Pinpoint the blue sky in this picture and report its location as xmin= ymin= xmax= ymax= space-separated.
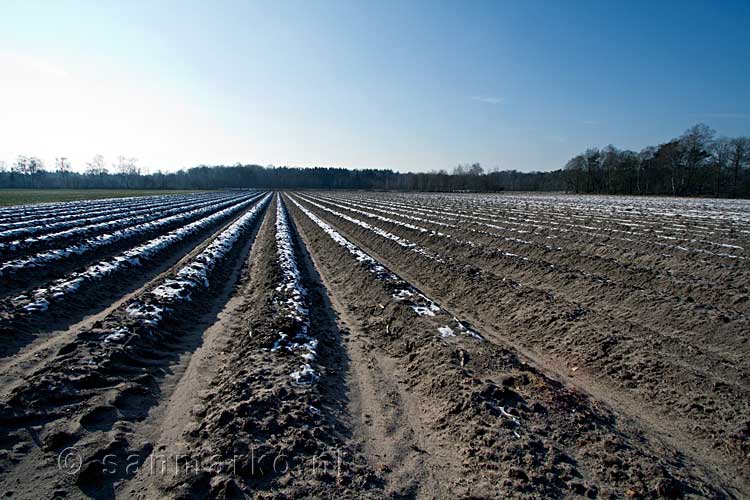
xmin=1 ymin=0 xmax=748 ymax=173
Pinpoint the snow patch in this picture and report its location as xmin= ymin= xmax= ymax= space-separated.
xmin=438 ymin=326 xmax=455 ymax=338
xmin=273 ymin=195 xmax=318 ymax=386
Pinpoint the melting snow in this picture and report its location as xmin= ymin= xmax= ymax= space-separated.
xmin=273 ymin=195 xmax=319 ymax=385
xmin=8 ymin=194 xmax=266 ymax=316
xmin=438 ymin=326 xmax=455 ymax=338
xmin=289 ymin=194 xmax=485 ymax=344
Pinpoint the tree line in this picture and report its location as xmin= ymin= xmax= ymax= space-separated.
xmin=0 ymin=123 xmax=747 ymax=197
xmin=0 ymin=157 xmax=564 ymax=192
xmin=564 ymin=124 xmax=750 ymax=197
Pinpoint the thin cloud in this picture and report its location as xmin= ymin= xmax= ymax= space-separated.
xmin=471 ymin=96 xmax=503 ymax=105
xmin=698 ymin=112 xmax=750 ymax=119
xmin=547 ymin=135 xmax=566 ymax=143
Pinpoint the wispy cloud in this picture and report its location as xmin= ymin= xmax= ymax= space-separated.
xmin=547 ymin=135 xmax=566 ymax=144
xmin=471 ymin=96 xmax=503 ymax=105
xmin=698 ymin=112 xmax=750 ymax=119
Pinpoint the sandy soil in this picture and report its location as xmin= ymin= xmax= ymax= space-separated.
xmin=0 ymin=190 xmax=747 ymax=499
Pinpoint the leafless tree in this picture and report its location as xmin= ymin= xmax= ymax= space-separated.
xmin=711 ymin=138 xmax=732 ymax=196
xmin=27 ymin=157 xmax=45 ymax=176
xmin=13 ymin=156 xmax=28 ymax=175
xmin=14 ymin=157 xmax=45 ymax=188
xmin=679 ymin=124 xmax=715 ymax=192
xmin=729 ymin=137 xmax=750 ymax=197
xmin=56 ymin=157 xmax=71 ymax=174
xmin=637 ymin=146 xmax=657 ymax=194
xmin=467 ymin=163 xmax=484 ymax=176
xmin=114 ymin=155 xmax=128 ymax=176
xmin=114 ymin=156 xmax=140 ymax=188
xmin=54 ymin=157 xmax=72 ymax=188
xmin=86 ymin=154 xmax=108 ymax=176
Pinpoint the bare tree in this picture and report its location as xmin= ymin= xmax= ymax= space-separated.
xmin=27 ymin=157 xmax=45 ymax=175
xmin=601 ymin=145 xmax=619 ymax=193
xmin=729 ymin=137 xmax=750 ymax=197
xmin=637 ymin=146 xmax=657 ymax=195
xmin=55 ymin=157 xmax=71 ymax=173
xmin=114 ymin=156 xmax=140 ymax=188
xmin=711 ymin=138 xmax=732 ymax=196
xmin=86 ymin=155 xmax=108 ymax=176
xmin=564 ymin=154 xmax=586 ymax=192
xmin=127 ymin=158 xmax=140 ymax=176
xmin=55 ymin=157 xmax=72 ymax=188
xmin=680 ymin=124 xmax=715 ymax=193
xmin=13 ymin=156 xmax=28 ymax=175
xmin=467 ymin=163 xmax=484 ymax=176
xmin=21 ymin=157 xmax=45 ymax=189
xmin=584 ymin=148 xmax=601 ymax=192
xmin=114 ymin=155 xmax=128 ymax=176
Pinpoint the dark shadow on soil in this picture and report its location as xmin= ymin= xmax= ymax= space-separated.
xmin=0 ymin=202 xmax=270 ymax=500
xmin=290 ymin=201 xmax=355 ymax=444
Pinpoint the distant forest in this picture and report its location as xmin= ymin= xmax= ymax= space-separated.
xmin=1 ymin=124 xmax=748 ymax=197
xmin=564 ymin=124 xmax=750 ymax=198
